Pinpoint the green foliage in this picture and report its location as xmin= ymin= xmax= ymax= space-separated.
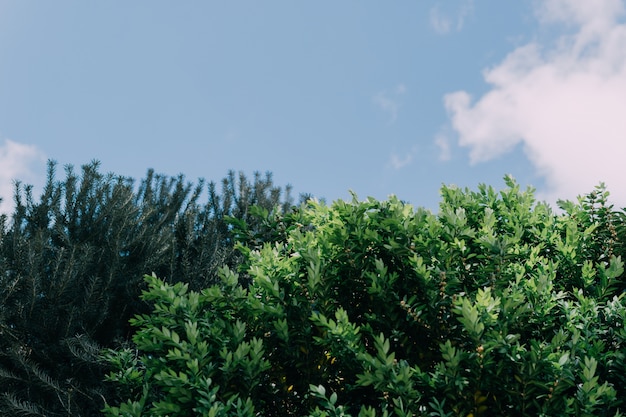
xmin=0 ymin=161 xmax=295 ymax=416
xmin=103 ymin=270 xmax=270 ymax=417
xmin=106 ymin=176 xmax=626 ymax=416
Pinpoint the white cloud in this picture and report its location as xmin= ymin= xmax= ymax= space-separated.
xmin=443 ymin=0 xmax=626 ymax=207
xmin=373 ymin=84 xmax=406 ymax=123
xmin=430 ymin=0 xmax=474 ymax=35
xmin=0 ymin=139 xmax=47 ymax=215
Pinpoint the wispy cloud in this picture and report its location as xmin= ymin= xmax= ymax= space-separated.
xmin=0 ymin=139 xmax=47 ymax=214
xmin=389 ymin=153 xmax=412 ymax=170
xmin=389 ymin=145 xmax=418 ymax=170
xmin=443 ymin=0 xmax=626 ymax=207
xmin=434 ymin=133 xmax=452 ymax=161
xmin=373 ymin=84 xmax=407 ymax=123
xmin=430 ymin=0 xmax=474 ymax=35
xmin=430 ymin=9 xmax=452 ymax=35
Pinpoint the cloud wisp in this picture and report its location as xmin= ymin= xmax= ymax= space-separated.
xmin=434 ymin=133 xmax=452 ymax=161
xmin=389 ymin=150 xmax=413 ymax=170
xmin=0 ymin=139 xmax=47 ymax=214
xmin=373 ymin=84 xmax=407 ymax=124
xmin=443 ymin=0 xmax=626 ymax=207
xmin=430 ymin=0 xmax=474 ymax=35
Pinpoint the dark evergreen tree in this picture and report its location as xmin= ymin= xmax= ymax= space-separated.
xmin=0 ymin=160 xmax=298 ymax=416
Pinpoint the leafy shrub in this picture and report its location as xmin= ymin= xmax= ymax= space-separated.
xmin=104 ymin=177 xmax=626 ymax=416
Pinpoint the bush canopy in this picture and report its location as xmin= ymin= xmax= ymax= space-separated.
xmin=104 ymin=177 xmax=626 ymax=417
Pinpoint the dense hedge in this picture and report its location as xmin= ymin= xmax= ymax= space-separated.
xmin=104 ymin=177 xmax=626 ymax=416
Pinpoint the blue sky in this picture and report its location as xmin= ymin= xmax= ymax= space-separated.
xmin=1 ymin=0 xmax=626 ymax=214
